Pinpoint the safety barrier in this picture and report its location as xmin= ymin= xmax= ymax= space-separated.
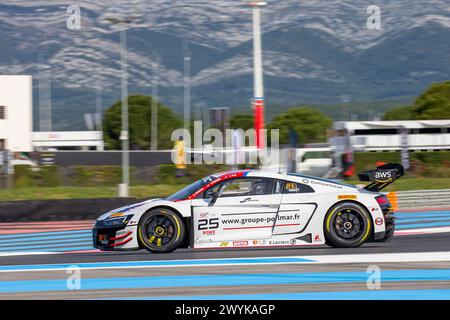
xmin=387 ymin=189 xmax=450 ymax=210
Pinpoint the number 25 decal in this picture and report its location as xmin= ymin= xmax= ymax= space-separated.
xmin=198 ymin=218 xmax=219 ymax=230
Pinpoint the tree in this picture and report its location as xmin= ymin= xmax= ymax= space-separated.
xmin=103 ymin=95 xmax=182 ymax=150
xmin=383 ymin=105 xmax=415 ymax=120
xmin=413 ymin=81 xmax=450 ymax=119
xmin=229 ymin=114 xmax=254 ymax=131
xmin=268 ymin=107 xmax=332 ymax=145
xmin=384 ymin=81 xmax=450 ymax=120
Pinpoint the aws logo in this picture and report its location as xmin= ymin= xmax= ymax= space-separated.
xmin=374 ymin=171 xmax=393 ymax=183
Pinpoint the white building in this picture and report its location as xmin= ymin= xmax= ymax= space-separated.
xmin=0 ymin=75 xmax=104 ymax=153
xmin=0 ymin=75 xmax=33 ymax=152
xmin=332 ymin=120 xmax=450 ymax=152
xmin=32 ymin=131 xmax=104 ymax=151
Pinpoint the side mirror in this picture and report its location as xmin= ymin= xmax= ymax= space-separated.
xmin=209 ymin=191 xmax=219 ymax=206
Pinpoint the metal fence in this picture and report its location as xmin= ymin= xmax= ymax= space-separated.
xmin=388 ymin=189 xmax=450 ymax=210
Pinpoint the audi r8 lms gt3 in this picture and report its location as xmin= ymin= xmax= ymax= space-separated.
xmin=92 ymin=163 xmax=404 ymax=253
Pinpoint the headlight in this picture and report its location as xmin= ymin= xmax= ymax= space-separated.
xmin=100 ymin=214 xmax=133 ymax=227
xmin=103 ymin=217 xmax=127 ymax=227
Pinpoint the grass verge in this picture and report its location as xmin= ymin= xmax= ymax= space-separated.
xmin=0 ymin=184 xmax=186 ymax=201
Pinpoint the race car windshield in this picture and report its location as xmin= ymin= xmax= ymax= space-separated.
xmin=166 ymin=176 xmax=217 ymax=201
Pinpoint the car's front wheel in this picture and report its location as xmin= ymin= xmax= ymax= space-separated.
xmin=138 ymin=208 xmax=186 ymax=253
xmin=324 ymin=202 xmax=372 ymax=248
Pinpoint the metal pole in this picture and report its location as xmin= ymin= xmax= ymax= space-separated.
xmin=120 ymin=28 xmax=130 ymax=197
xmin=38 ymin=56 xmax=52 ymax=132
xmin=340 ymin=94 xmax=351 ymax=121
xmin=184 ymin=55 xmax=191 ymax=132
xmin=95 ymin=75 xmax=103 ymax=132
xmin=251 ymin=4 xmax=265 ymax=149
xmin=150 ymin=53 xmax=159 ymax=150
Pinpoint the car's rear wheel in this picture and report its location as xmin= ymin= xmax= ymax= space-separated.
xmin=138 ymin=208 xmax=186 ymax=253
xmin=324 ymin=202 xmax=372 ymax=248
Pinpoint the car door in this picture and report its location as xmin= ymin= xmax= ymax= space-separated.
xmin=192 ymin=177 xmax=283 ymax=243
xmin=272 ymin=180 xmax=317 ymax=235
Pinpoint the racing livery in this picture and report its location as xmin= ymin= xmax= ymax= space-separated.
xmin=92 ymin=163 xmax=403 ymax=253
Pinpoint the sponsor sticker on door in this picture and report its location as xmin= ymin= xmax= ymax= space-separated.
xmin=232 ymin=241 xmax=249 ymax=247
xmin=375 ymin=217 xmax=384 ymax=226
xmin=338 ymin=195 xmax=357 ymax=200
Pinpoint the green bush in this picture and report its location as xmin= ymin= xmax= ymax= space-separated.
xmin=13 ymin=165 xmax=35 ymax=188
xmin=153 ymin=164 xmax=180 ymax=185
xmin=13 ymin=165 xmax=144 ymax=188
xmin=40 ymin=166 xmax=61 ymax=187
xmin=411 ymin=152 xmax=450 ymax=166
xmin=13 ymin=165 xmax=61 ymax=188
xmin=69 ymin=166 xmax=124 ymax=187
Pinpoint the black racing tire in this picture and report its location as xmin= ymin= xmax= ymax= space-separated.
xmin=138 ymin=208 xmax=186 ymax=253
xmin=324 ymin=202 xmax=372 ymax=248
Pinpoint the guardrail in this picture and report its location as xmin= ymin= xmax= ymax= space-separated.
xmin=387 ymin=189 xmax=450 ymax=210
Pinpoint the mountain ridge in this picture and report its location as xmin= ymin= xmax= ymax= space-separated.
xmin=0 ymin=0 xmax=449 ymax=129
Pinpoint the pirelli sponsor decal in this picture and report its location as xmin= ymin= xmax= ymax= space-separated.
xmin=338 ymin=194 xmax=357 ymax=200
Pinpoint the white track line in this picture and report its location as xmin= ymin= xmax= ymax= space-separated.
xmin=395 ymin=226 xmax=450 ymax=236
xmin=0 ymin=251 xmax=62 ymax=257
xmin=2 ymin=251 xmax=450 ymax=272
xmin=302 ymin=251 xmax=450 ymax=264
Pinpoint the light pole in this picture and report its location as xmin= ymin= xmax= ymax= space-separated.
xmin=183 ymin=41 xmax=191 ymax=133
xmin=95 ymin=67 xmax=104 ymax=134
xmin=105 ymin=16 xmax=137 ymax=197
xmin=340 ymin=94 xmax=351 ymax=121
xmin=150 ymin=52 xmax=160 ymax=150
xmin=248 ymin=1 xmax=267 ymax=149
xmin=38 ymin=55 xmax=53 ymax=132
xmin=120 ymin=27 xmax=130 ymax=197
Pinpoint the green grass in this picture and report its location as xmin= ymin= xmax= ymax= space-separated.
xmin=0 ymin=178 xmax=449 ymax=201
xmin=0 ymin=184 xmax=187 ymax=201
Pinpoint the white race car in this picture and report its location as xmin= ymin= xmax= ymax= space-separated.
xmin=92 ymin=163 xmax=403 ymax=253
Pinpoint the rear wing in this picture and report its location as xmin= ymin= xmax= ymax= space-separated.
xmin=358 ymin=163 xmax=404 ymax=192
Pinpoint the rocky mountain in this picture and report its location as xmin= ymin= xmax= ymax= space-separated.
xmin=1 ymin=0 xmax=450 ymax=129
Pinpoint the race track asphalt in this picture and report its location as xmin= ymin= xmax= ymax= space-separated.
xmin=2 ymin=225 xmax=450 ymax=299
xmin=1 ymin=232 xmax=449 ymax=266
